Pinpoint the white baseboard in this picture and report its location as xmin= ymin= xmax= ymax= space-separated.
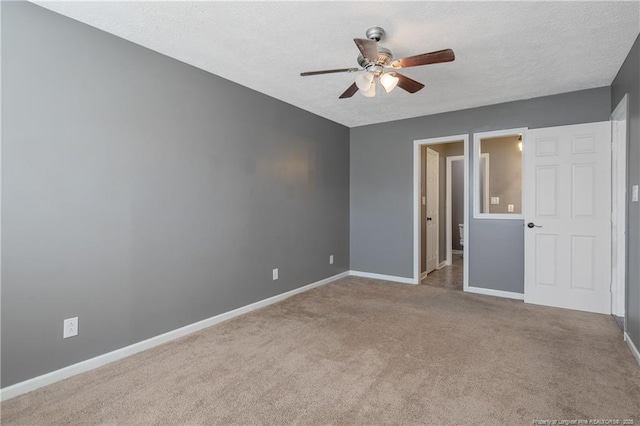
xmin=624 ymin=332 xmax=640 ymax=366
xmin=452 ymin=249 xmax=463 ymax=255
xmin=465 ymin=286 xmax=524 ymax=300
xmin=349 ymin=270 xmax=417 ymax=285
xmin=437 ymin=261 xmax=447 ymax=270
xmin=420 ymin=271 xmax=427 ymax=281
xmin=0 ymin=271 xmax=349 ymax=402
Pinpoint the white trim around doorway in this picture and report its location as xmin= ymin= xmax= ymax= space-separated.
xmin=611 ymin=94 xmax=628 ymax=322
xmin=472 ymin=127 xmax=527 ymax=220
xmin=413 ymin=134 xmax=469 ymax=289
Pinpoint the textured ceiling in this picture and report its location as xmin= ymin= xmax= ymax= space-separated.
xmin=33 ymin=1 xmax=640 ymax=128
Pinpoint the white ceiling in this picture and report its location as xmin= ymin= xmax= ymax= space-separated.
xmin=34 ymin=1 xmax=640 ymax=128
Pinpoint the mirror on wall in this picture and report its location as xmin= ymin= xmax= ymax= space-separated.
xmin=474 ymin=129 xmax=525 ymax=219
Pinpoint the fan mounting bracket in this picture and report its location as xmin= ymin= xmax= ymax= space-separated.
xmin=365 ymin=27 xmax=386 ymax=42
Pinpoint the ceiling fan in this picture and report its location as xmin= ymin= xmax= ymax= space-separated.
xmin=300 ymin=27 xmax=455 ymax=99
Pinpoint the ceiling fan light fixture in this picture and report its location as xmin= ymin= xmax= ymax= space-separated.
xmin=360 ymin=81 xmax=377 ymax=97
xmin=300 ymin=27 xmax=455 ymax=100
xmin=380 ymin=73 xmax=399 ymax=93
xmin=355 ymin=73 xmax=374 ymax=91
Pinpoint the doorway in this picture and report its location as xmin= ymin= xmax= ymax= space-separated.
xmin=611 ymin=94 xmax=628 ymax=330
xmin=414 ymin=135 xmax=469 ymax=289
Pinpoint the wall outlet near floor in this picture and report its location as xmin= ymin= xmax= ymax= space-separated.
xmin=329 ymin=255 xmax=334 ymax=265
xmin=63 ymin=317 xmax=78 ymax=339
xmin=272 ymin=268 xmax=278 ymax=280
xmin=491 ymin=197 xmax=500 ymax=205
xmin=507 ymin=204 xmax=514 ymax=212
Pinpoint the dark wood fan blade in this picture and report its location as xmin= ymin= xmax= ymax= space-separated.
xmin=300 ymin=68 xmax=360 ymax=76
xmin=354 ymin=38 xmax=379 ymax=63
xmin=392 ymin=49 xmax=455 ymax=69
xmin=389 ymin=72 xmax=425 ymax=93
xmin=339 ymin=82 xmax=359 ymax=99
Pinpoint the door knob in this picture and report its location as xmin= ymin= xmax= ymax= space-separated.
xmin=527 ymin=222 xmax=542 ymax=228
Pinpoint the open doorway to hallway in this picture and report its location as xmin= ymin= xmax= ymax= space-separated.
xmin=418 ymin=140 xmax=466 ymax=290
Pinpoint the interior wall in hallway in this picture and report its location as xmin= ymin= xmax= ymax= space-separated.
xmin=479 ymin=135 xmax=523 ymax=215
xmin=451 ymin=160 xmax=464 ymax=251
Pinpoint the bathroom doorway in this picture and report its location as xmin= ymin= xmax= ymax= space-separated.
xmin=415 ymin=136 xmax=468 ymax=290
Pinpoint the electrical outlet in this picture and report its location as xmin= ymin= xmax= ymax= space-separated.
xmin=491 ymin=197 xmax=500 ymax=205
xmin=329 ymin=255 xmax=334 ymax=265
xmin=63 ymin=317 xmax=78 ymax=339
xmin=507 ymin=204 xmax=514 ymax=212
xmin=272 ymin=268 xmax=278 ymax=280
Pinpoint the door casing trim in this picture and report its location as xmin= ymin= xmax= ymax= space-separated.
xmin=413 ymin=134 xmax=469 ymax=289
xmin=610 ymin=94 xmax=628 ymax=322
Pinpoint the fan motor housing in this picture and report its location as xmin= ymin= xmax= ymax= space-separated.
xmin=357 ymin=46 xmax=393 ymax=70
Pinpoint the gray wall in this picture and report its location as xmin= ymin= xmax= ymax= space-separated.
xmin=451 ymin=160 xmax=464 ymax=251
xmin=350 ymin=87 xmax=611 ymax=292
xmin=1 ymin=2 xmax=349 ymax=387
xmin=611 ymin=35 xmax=640 ymax=351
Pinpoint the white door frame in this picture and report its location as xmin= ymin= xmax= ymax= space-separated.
xmin=473 ymin=128 xmax=527 ymax=219
xmin=446 ymin=155 xmax=463 ymax=265
xmin=611 ymin=94 xmax=628 ymax=320
xmin=413 ymin=134 xmax=469 ymax=287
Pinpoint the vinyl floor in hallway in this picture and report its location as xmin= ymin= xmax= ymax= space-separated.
xmin=421 ymin=254 xmax=463 ymax=290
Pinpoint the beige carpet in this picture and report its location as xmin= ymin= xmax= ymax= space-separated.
xmin=2 ymin=276 xmax=639 ymax=425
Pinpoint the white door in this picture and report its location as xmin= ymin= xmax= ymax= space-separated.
xmin=426 ymin=148 xmax=439 ymax=274
xmin=524 ymin=122 xmax=611 ymax=314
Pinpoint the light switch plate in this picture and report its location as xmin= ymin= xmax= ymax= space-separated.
xmin=272 ymin=268 xmax=278 ymax=280
xmin=491 ymin=197 xmax=500 ymax=205
xmin=632 ymin=185 xmax=639 ymax=202
xmin=329 ymin=255 xmax=334 ymax=265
